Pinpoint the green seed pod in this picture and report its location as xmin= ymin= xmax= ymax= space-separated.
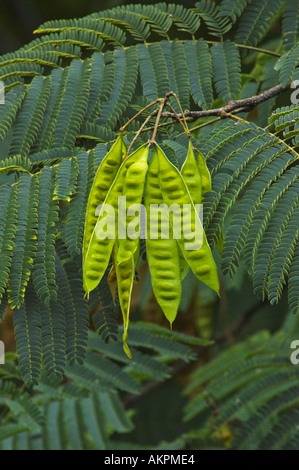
xmin=117 ymin=147 xmax=149 ymax=265
xmin=157 ymin=144 xmax=219 ymax=295
xmin=114 ymin=242 xmax=135 ymax=360
xmin=83 ymin=142 xmax=149 ymax=294
xmin=181 ymin=140 xmax=202 ymax=204
xmin=195 ymin=146 xmax=212 ymax=196
xmin=195 ymin=146 xmax=224 ymax=253
xmin=82 ymin=135 xmax=126 ymax=267
xmin=145 ymin=148 xmax=182 ymax=326
xmin=180 ymin=140 xmax=203 ymax=280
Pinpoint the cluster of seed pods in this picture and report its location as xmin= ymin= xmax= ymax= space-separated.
xmin=83 ymin=135 xmax=219 ymax=358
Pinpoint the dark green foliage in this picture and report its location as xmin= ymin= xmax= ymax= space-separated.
xmin=183 ymin=318 xmax=299 ymax=450
xmin=9 ymin=76 xmax=51 ymax=157
xmin=219 ymin=0 xmax=252 ymax=23
xmin=40 ymin=296 xmax=66 ymax=380
xmin=197 ymin=119 xmax=299 ymax=311
xmin=235 ymin=0 xmax=283 ymax=47
xmin=0 ymin=325 xmax=202 ymax=450
xmin=8 ymin=173 xmax=39 ymax=309
xmin=32 ymin=167 xmax=58 ymax=303
xmin=282 ymin=0 xmax=299 ymax=51
xmin=275 ymin=44 xmax=299 ymax=86
xmin=194 ymin=0 xmax=232 ymax=37
xmin=55 ymin=242 xmax=89 ymax=367
xmin=13 ymin=284 xmax=42 ymax=385
xmin=0 ymin=185 xmax=17 ymax=301
xmin=211 ymin=41 xmax=241 ymax=101
xmin=184 ymin=39 xmax=213 ymax=109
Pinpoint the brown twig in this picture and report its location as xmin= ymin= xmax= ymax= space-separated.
xmin=159 ymin=84 xmax=289 ymax=122
xmin=122 ymin=84 xmax=288 ymax=144
xmin=148 ymin=95 xmax=170 ymax=144
xmin=124 ymin=109 xmax=158 ymax=158
xmin=120 ymin=98 xmax=161 ymax=133
xmin=165 ymin=101 xmax=190 ymax=136
xmin=167 ymin=92 xmax=190 ymax=135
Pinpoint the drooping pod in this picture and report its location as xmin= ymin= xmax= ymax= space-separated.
xmin=145 ymin=148 xmax=182 ymax=326
xmin=83 ymin=142 xmax=149 ymax=294
xmin=180 ymin=140 xmax=203 ymax=280
xmin=195 ymin=146 xmax=224 ymax=253
xmin=117 ymin=147 xmax=149 ymax=265
xmin=113 ymin=242 xmax=135 ymax=360
xmin=82 ymin=135 xmax=126 ymax=267
xmin=181 ymin=141 xmax=202 ymax=204
xmin=157 ymin=144 xmax=219 ymax=295
xmin=195 ymin=146 xmax=212 ymax=196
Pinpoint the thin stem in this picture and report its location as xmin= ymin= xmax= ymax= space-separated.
xmin=165 ymin=102 xmax=189 ymax=134
xmin=206 ymin=40 xmax=281 ymax=57
xmin=159 ymin=84 xmax=288 ymax=121
xmin=223 ymin=111 xmax=250 ymax=124
xmin=121 ymin=39 xmax=282 ymax=63
xmin=120 ymin=98 xmax=161 ymax=133
xmin=124 ymin=83 xmax=289 ymax=150
xmin=167 ymin=91 xmax=190 ymax=135
xmin=124 ymin=109 xmax=158 ymax=158
xmin=149 ymin=98 xmax=167 ymax=144
xmin=142 ymin=119 xmax=180 ymax=133
xmin=189 ymin=117 xmax=222 ymax=133
xmin=275 ymin=135 xmax=299 ymax=160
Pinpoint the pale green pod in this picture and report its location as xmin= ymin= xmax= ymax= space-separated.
xmin=181 ymin=140 xmax=202 ymax=204
xmin=179 ymin=253 xmax=190 ymax=281
xmin=157 ymin=144 xmax=219 ymax=295
xmin=83 ymin=143 xmax=149 ymax=294
xmin=82 ymin=135 xmax=126 ymax=267
xmin=117 ymin=147 xmax=149 ymax=265
xmin=114 ymin=243 xmax=135 ymax=360
xmin=145 ymin=149 xmax=182 ymax=326
xmin=196 ymin=147 xmax=212 ymax=195
xmin=180 ymin=140 xmax=203 ymax=280
xmin=195 ymin=146 xmax=224 ymax=253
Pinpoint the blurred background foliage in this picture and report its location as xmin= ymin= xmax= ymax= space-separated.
xmin=0 ymin=0 xmax=197 ymax=54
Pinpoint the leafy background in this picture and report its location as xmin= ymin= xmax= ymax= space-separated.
xmin=0 ymin=0 xmax=298 ymax=450
xmin=0 ymin=0 xmax=197 ymax=54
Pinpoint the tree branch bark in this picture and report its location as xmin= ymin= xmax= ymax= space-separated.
xmin=160 ymin=84 xmax=289 ymax=122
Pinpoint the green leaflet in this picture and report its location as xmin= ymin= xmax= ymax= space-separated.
xmin=0 ymin=166 xmax=30 ymax=174
xmin=8 ymin=173 xmax=39 ymax=309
